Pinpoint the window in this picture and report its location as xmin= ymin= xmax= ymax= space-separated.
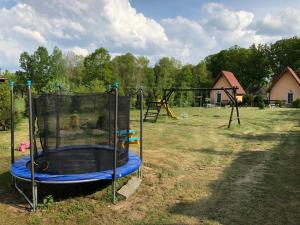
xmin=288 ymin=92 xmax=293 ymax=104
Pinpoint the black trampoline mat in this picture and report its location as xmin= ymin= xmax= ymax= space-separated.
xmin=29 ymin=145 xmax=128 ymax=175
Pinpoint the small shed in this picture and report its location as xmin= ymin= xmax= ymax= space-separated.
xmin=0 ymin=77 xmax=8 ymax=83
xmin=210 ymin=71 xmax=245 ymax=105
xmin=268 ymin=67 xmax=300 ymax=105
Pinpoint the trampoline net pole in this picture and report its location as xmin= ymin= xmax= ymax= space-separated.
xmin=27 ymin=80 xmax=37 ymax=211
xmin=113 ymin=84 xmax=118 ymax=204
xmin=10 ymin=81 xmax=15 ymax=185
xmin=138 ymin=88 xmax=143 ymax=178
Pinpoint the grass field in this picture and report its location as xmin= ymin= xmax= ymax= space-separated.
xmin=0 ymin=106 xmax=299 ymax=225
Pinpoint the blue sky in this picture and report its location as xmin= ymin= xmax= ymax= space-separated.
xmin=0 ymin=0 xmax=300 ymax=71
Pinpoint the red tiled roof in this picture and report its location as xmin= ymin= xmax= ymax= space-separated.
xmin=211 ymin=71 xmax=246 ymax=95
xmin=268 ymin=66 xmax=300 ymax=92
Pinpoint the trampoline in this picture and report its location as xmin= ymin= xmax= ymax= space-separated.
xmin=11 ymin=147 xmax=141 ymax=183
xmin=9 ymin=81 xmax=143 ymax=210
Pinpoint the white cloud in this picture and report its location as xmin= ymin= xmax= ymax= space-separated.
xmin=71 ymin=46 xmax=89 ymax=56
xmin=161 ymin=16 xmax=216 ymax=63
xmin=0 ymin=1 xmax=299 ymax=71
xmin=201 ymin=3 xmax=278 ymax=48
xmin=202 ymin=2 xmax=254 ymax=31
xmin=13 ymin=26 xmax=46 ymax=43
xmin=254 ymin=7 xmax=300 ymax=36
xmin=0 ymin=0 xmax=169 ymax=70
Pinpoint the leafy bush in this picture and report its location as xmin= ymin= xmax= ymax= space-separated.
xmin=242 ymin=94 xmax=249 ymax=106
xmin=0 ymin=83 xmax=21 ymax=131
xmin=255 ymin=95 xmax=265 ymax=109
xmin=72 ymin=79 xmax=105 ymax=93
xmin=41 ymin=79 xmax=70 ymax=94
xmin=69 ymin=114 xmax=81 ymax=130
xmin=292 ymin=98 xmax=300 ymax=108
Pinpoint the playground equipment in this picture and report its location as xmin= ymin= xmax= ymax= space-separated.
xmin=144 ymin=87 xmax=241 ymax=128
xmin=118 ymin=129 xmax=140 ymax=145
xmin=9 ymin=81 xmax=144 ymax=210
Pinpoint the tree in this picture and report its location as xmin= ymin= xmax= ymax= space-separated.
xmin=64 ymin=51 xmax=85 ymax=86
xmin=83 ymin=48 xmax=115 ymax=85
xmin=112 ymin=53 xmax=137 ymax=95
xmin=192 ymin=61 xmax=212 ymax=88
xmin=153 ymin=57 xmax=181 ymax=99
xmin=0 ymin=82 xmax=21 ymax=131
xmin=49 ymin=47 xmax=66 ymax=81
xmin=246 ymin=44 xmax=272 ymax=94
xmin=268 ymin=37 xmax=300 ymax=75
xmin=16 ymin=46 xmax=51 ymax=93
xmin=205 ymin=45 xmax=270 ymax=94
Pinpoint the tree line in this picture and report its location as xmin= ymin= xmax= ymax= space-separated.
xmin=1 ymin=36 xmax=300 ymax=106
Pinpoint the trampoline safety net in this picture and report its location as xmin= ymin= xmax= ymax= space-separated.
xmin=31 ymin=92 xmax=130 ymax=175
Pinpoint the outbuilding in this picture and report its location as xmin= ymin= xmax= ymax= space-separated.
xmin=210 ymin=71 xmax=245 ymax=105
xmin=0 ymin=77 xmax=8 ymax=83
xmin=268 ymin=67 xmax=300 ymax=105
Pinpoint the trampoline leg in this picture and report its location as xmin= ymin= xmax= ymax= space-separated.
xmin=112 ymin=180 xmax=116 ymax=204
xmin=32 ymin=182 xmax=38 ymax=210
xmin=14 ymin=180 xmax=35 ymax=209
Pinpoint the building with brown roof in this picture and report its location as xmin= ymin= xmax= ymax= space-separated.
xmin=267 ymin=66 xmax=300 ymax=105
xmin=0 ymin=77 xmax=8 ymax=83
xmin=210 ymin=71 xmax=246 ymax=105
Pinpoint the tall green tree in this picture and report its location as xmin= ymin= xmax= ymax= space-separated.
xmin=153 ymin=57 xmax=181 ymax=99
xmin=64 ymin=51 xmax=85 ymax=86
xmin=49 ymin=47 xmax=66 ymax=81
xmin=192 ymin=61 xmax=212 ymax=88
xmin=268 ymin=37 xmax=300 ymax=75
xmin=16 ymin=46 xmax=51 ymax=93
xmin=246 ymin=44 xmax=272 ymax=94
xmin=83 ymin=48 xmax=114 ymax=85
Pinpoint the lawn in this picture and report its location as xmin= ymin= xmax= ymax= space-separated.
xmin=0 ymin=107 xmax=299 ymax=225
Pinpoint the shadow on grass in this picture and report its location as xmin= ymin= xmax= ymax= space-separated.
xmin=188 ymin=148 xmax=233 ymax=156
xmin=170 ymin=130 xmax=300 ymax=225
xmin=0 ymin=164 xmax=112 ymax=210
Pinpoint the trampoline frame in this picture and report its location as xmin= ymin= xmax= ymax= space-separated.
xmin=9 ymin=81 xmax=144 ymax=211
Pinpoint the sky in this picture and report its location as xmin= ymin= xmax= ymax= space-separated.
xmin=0 ymin=0 xmax=300 ymax=71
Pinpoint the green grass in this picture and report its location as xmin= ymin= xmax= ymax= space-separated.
xmin=0 ymin=107 xmax=299 ymax=225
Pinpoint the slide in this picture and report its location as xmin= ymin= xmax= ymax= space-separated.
xmin=162 ymin=103 xmax=177 ymax=119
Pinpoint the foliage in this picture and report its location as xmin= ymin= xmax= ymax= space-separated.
xmin=16 ymin=47 xmax=51 ymax=93
xmin=254 ymin=95 xmax=265 ymax=109
xmin=292 ymin=98 xmax=300 ymax=108
xmin=69 ymin=114 xmax=81 ymax=131
xmin=205 ymin=45 xmax=272 ymax=94
xmin=11 ymin=36 xmax=300 ymax=108
xmin=39 ymin=195 xmax=55 ymax=210
xmin=0 ymin=83 xmax=21 ymax=131
xmin=83 ymin=48 xmax=115 ymax=85
xmin=65 ymin=51 xmax=85 ymax=86
xmin=268 ymin=37 xmax=300 ymax=75
xmin=41 ymin=79 xmax=70 ymax=94
xmin=72 ymin=79 xmax=106 ymax=93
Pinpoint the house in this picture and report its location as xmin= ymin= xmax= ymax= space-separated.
xmin=268 ymin=66 xmax=300 ymax=105
xmin=210 ymin=71 xmax=246 ymax=105
xmin=0 ymin=77 xmax=8 ymax=83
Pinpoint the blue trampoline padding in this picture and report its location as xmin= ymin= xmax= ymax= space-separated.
xmin=11 ymin=151 xmax=141 ymax=183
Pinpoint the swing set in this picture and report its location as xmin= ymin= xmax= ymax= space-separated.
xmin=144 ymin=87 xmax=241 ymax=128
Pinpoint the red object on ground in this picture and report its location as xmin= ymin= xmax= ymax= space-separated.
xmin=17 ymin=141 xmax=30 ymax=152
